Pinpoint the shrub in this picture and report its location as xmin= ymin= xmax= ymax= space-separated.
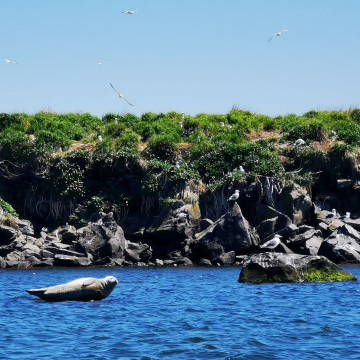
xmin=146 ymin=134 xmax=180 ymax=161
xmin=333 ymin=120 xmax=360 ymax=145
xmin=115 ymin=130 xmax=139 ymax=149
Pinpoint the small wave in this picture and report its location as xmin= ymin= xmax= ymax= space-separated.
xmin=188 ymin=336 xmax=207 ymax=343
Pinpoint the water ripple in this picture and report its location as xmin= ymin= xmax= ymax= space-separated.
xmin=0 ymin=266 xmax=360 ymax=359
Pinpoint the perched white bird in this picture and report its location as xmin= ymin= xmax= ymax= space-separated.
xmin=114 ymin=118 xmax=118 ymax=124
xmin=228 ymin=189 xmax=240 ymax=201
xmin=330 ymin=209 xmax=337 ymax=217
xmin=179 ymin=122 xmax=183 ymax=129
xmin=4 ymin=58 xmax=17 ymax=64
xmin=294 ymin=138 xmax=305 ymax=146
xmin=175 ymin=161 xmax=180 ymax=169
xmin=110 ymin=83 xmax=134 ymax=106
xmin=98 ymin=135 xmax=103 ymax=142
xmin=122 ymin=10 xmax=136 ymax=14
xmin=341 ymin=211 xmax=351 ymax=221
xmin=227 ymin=125 xmax=233 ymax=129
xmin=268 ymin=30 xmax=288 ymax=42
xmin=260 ymin=234 xmax=282 ymax=252
xmin=220 ymin=122 xmax=225 ymax=127
xmin=239 ymin=166 xmax=246 ymax=175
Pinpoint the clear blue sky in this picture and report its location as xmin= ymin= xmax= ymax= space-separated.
xmin=1 ymin=0 xmax=360 ymax=118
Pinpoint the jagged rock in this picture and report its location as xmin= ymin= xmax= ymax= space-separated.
xmin=287 ymin=228 xmax=324 ymax=255
xmin=145 ymin=202 xmax=201 ymax=241
xmin=5 ymin=251 xmax=24 ymax=267
xmin=239 ymin=253 xmax=357 ymax=283
xmin=0 ymin=244 xmax=14 ymax=257
xmin=298 ymin=225 xmax=315 ymax=233
xmin=155 ymin=259 xmax=164 ymax=266
xmin=318 ymin=230 xmax=360 ymax=263
xmin=166 ymin=250 xmax=193 ymax=266
xmin=276 ymin=184 xmax=313 ymax=225
xmin=172 ymin=257 xmax=193 ymax=266
xmin=120 ymin=215 xmax=149 ymax=240
xmin=125 ymin=242 xmax=152 ymax=263
xmin=57 ymin=224 xmax=78 ymax=244
xmin=40 ymin=249 xmax=54 ymax=259
xmin=317 ymin=221 xmax=331 ymax=237
xmin=198 ymin=258 xmax=212 ymax=266
xmin=0 ymin=256 xmax=6 ymax=268
xmin=0 ymin=225 xmax=18 ymax=245
xmin=276 ymin=223 xmax=299 ymax=238
xmin=199 ymin=218 xmax=213 ymax=232
xmin=256 ymin=217 xmax=277 ymax=239
xmin=192 ymin=202 xmax=259 ymax=263
xmin=45 ymin=246 xmax=86 ymax=258
xmin=253 ymin=204 xmax=292 ymax=232
xmin=53 ymin=254 xmax=91 ymax=267
xmin=24 ymin=255 xmax=53 ymax=268
xmin=14 ymin=218 xmax=34 ymax=236
xmin=77 ymin=212 xmax=127 ymax=261
xmin=218 ymin=251 xmax=236 ymax=266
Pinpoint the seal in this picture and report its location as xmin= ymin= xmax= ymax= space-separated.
xmin=26 ymin=276 xmax=118 ymax=302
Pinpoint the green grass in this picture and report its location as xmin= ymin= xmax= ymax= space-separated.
xmin=1 ymin=109 xmax=360 ymax=223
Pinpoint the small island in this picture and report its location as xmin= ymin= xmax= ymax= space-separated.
xmin=0 ymin=109 xmax=360 ymax=277
xmin=239 ymin=253 xmax=357 ymax=283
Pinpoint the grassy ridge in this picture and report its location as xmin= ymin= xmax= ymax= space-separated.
xmin=0 ymin=109 xmax=359 ymax=225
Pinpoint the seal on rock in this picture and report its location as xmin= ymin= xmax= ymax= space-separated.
xmin=26 ymin=276 xmax=118 ymax=302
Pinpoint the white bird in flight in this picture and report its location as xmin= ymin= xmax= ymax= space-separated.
xmin=122 ymin=10 xmax=136 ymax=14
xmin=228 ymin=189 xmax=240 ymax=201
xmin=260 ymin=234 xmax=282 ymax=252
xmin=4 ymin=58 xmax=17 ymax=64
xmin=268 ymin=30 xmax=288 ymax=42
xmin=110 ymin=83 xmax=134 ymax=106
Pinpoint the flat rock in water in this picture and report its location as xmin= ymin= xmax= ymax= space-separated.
xmin=239 ymin=252 xmax=356 ymax=283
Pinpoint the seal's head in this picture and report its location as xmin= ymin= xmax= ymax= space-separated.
xmin=100 ymin=276 xmax=118 ymax=299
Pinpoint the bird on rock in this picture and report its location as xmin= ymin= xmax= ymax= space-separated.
xmin=260 ymin=234 xmax=282 ymax=252
xmin=228 ymin=189 xmax=240 ymax=201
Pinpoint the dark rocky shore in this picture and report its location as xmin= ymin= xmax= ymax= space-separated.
xmin=2 ymin=180 xmax=360 ymax=274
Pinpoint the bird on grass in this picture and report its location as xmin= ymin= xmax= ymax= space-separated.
xmin=260 ymin=234 xmax=282 ymax=252
xmin=110 ymin=83 xmax=134 ymax=106
xmin=228 ymin=189 xmax=240 ymax=201
xmin=294 ymin=138 xmax=305 ymax=146
xmin=268 ymin=30 xmax=288 ymax=42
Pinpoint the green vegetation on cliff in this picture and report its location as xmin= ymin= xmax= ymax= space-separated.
xmin=0 ymin=108 xmax=359 ymax=226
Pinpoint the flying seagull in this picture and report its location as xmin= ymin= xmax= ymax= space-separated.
xmin=268 ymin=30 xmax=288 ymax=42
xmin=260 ymin=234 xmax=282 ymax=252
xmin=4 ymin=58 xmax=17 ymax=64
xmin=228 ymin=189 xmax=240 ymax=201
xmin=110 ymin=83 xmax=134 ymax=106
xmin=122 ymin=10 xmax=136 ymax=14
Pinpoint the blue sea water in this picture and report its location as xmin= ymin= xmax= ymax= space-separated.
xmin=1 ymin=266 xmax=360 ymax=360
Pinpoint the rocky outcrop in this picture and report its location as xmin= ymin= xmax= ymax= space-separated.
xmin=3 ymin=177 xmax=360 ymax=269
xmin=191 ymin=202 xmax=259 ymax=264
xmin=239 ymin=253 xmax=357 ymax=283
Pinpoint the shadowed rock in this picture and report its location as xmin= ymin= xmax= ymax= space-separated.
xmin=192 ymin=202 xmax=259 ymax=263
xmin=239 ymin=253 xmax=356 ymax=283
